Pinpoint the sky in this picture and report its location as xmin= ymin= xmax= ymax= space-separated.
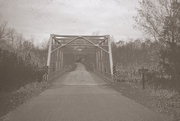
xmin=0 ymin=0 xmax=143 ymax=44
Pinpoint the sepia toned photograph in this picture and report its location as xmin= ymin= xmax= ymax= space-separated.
xmin=0 ymin=0 xmax=180 ymax=121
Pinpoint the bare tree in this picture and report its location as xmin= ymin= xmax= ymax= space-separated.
xmin=135 ymin=0 xmax=180 ymax=80
xmin=0 ymin=21 xmax=8 ymax=40
xmin=8 ymin=28 xmax=16 ymax=47
xmin=134 ymin=0 xmax=178 ymax=41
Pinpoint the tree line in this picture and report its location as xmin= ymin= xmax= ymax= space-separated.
xmin=0 ymin=20 xmax=48 ymax=92
xmin=112 ymin=0 xmax=180 ymax=91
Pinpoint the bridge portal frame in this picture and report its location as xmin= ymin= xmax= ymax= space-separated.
xmin=46 ymin=34 xmax=113 ymax=80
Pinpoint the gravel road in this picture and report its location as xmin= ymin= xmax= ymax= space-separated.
xmin=3 ymin=63 xmax=169 ymax=121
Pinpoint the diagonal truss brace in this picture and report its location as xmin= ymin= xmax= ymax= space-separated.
xmin=51 ymin=36 xmax=109 ymax=53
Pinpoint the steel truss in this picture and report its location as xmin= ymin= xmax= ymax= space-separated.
xmin=47 ymin=34 xmax=113 ymax=80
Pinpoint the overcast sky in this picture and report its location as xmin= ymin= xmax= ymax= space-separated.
xmin=0 ymin=0 xmax=143 ymax=44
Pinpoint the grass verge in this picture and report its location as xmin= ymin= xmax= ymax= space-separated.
xmin=111 ymin=81 xmax=180 ymax=121
xmin=0 ymin=81 xmax=49 ymax=120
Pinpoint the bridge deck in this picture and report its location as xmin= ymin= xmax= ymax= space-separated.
xmin=4 ymin=63 xmax=168 ymax=121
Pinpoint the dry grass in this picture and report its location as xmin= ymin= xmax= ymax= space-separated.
xmin=149 ymin=88 xmax=178 ymax=99
xmin=15 ymin=81 xmax=49 ymax=94
xmin=111 ymin=81 xmax=180 ymax=121
xmin=0 ymin=81 xmax=49 ymax=120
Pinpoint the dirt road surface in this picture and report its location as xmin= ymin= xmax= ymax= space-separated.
xmin=3 ymin=63 xmax=169 ymax=121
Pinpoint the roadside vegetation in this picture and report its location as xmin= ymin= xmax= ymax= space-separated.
xmin=0 ymin=18 xmax=48 ymax=117
xmin=112 ymin=0 xmax=180 ymax=120
xmin=0 ymin=18 xmax=77 ymax=118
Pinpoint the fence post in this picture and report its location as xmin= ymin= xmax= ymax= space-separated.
xmin=139 ymin=67 xmax=148 ymax=89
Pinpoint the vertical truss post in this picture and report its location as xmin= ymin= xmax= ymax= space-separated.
xmin=56 ymin=49 xmax=59 ymax=71
xmin=61 ymin=50 xmax=64 ymax=69
xmin=102 ymin=50 xmax=104 ymax=74
xmin=97 ymin=50 xmax=99 ymax=71
xmin=98 ymin=50 xmax=100 ymax=71
xmin=57 ymin=49 xmax=60 ymax=70
xmin=59 ymin=50 xmax=61 ymax=69
xmin=54 ymin=51 xmax=57 ymax=71
xmin=96 ymin=50 xmax=98 ymax=71
xmin=106 ymin=51 xmax=108 ymax=73
xmin=47 ymin=34 xmax=53 ymax=80
xmin=47 ymin=35 xmax=52 ymax=67
xmin=100 ymin=49 xmax=103 ymax=73
xmin=59 ymin=49 xmax=61 ymax=70
xmin=98 ymin=50 xmax=101 ymax=72
xmin=107 ymin=35 xmax=113 ymax=76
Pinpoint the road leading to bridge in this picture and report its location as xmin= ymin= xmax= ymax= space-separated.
xmin=4 ymin=63 xmax=169 ymax=121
